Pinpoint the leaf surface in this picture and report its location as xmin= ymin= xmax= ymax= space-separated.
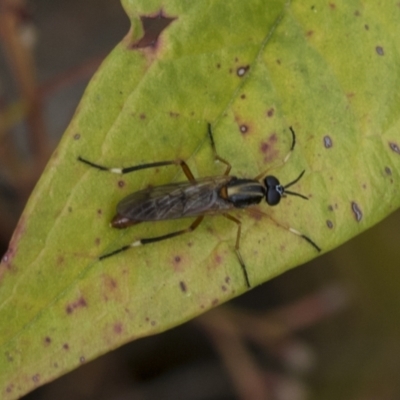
xmin=1 ymin=0 xmax=400 ymax=397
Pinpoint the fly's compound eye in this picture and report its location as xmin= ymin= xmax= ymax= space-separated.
xmin=264 ymin=175 xmax=282 ymax=206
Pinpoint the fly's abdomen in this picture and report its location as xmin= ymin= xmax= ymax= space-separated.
xmin=226 ymin=178 xmax=265 ymax=208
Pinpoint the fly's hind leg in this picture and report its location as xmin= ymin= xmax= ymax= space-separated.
xmin=78 ymin=156 xmax=196 ymax=182
xmin=223 ymin=213 xmax=251 ymax=289
xmin=99 ymin=216 xmax=204 ymax=260
xmin=246 ymin=208 xmax=321 ymax=253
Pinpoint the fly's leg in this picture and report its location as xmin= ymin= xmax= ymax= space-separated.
xmin=207 ymin=123 xmax=231 ymax=176
xmin=246 ymin=208 xmax=321 ymax=252
xmin=223 ymin=213 xmax=251 ymax=289
xmin=78 ymin=157 xmax=196 ymax=182
xmin=288 ymin=227 xmax=321 ymax=252
xmin=99 ymin=216 xmax=204 ymax=260
xmin=254 ymin=126 xmax=296 ymax=181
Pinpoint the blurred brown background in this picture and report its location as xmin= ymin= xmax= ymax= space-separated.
xmin=1 ymin=1 xmax=400 ymax=399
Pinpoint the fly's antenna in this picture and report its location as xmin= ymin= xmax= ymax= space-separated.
xmin=283 ymin=170 xmax=308 ymax=200
xmin=284 ymin=170 xmax=305 ymax=189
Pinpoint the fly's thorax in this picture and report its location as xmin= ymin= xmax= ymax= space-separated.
xmin=224 ymin=178 xmax=265 ymax=208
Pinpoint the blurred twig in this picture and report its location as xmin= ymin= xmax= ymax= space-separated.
xmin=196 ymin=285 xmax=348 ymax=400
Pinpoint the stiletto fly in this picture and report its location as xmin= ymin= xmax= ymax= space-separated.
xmin=78 ymin=124 xmax=320 ymax=288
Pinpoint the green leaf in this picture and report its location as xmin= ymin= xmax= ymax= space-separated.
xmin=1 ymin=0 xmax=400 ymax=397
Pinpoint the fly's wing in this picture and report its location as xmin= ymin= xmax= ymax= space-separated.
xmin=116 ymin=176 xmax=234 ymax=221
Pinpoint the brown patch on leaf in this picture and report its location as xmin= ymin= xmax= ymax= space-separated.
xmin=351 ymin=201 xmax=363 ymax=222
xmin=236 ymin=65 xmax=250 ymax=77
xmin=260 ymin=133 xmax=278 ymax=163
xmin=323 ymin=135 xmax=333 ymax=148
xmin=130 ymin=11 xmax=176 ymax=49
xmin=266 ymin=107 xmax=274 ymax=117
xmin=114 ymin=323 xmax=123 ymax=334
xmin=65 ymin=296 xmax=87 ymax=314
xmin=179 ymin=281 xmax=187 ymax=292
xmin=389 ymin=142 xmax=400 ymax=154
xmin=240 ymin=124 xmax=249 ymax=134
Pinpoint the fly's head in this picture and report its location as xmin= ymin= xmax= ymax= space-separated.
xmin=263 ymin=170 xmax=308 ymax=206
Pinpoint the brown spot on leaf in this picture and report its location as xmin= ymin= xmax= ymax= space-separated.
xmin=1 ymin=216 xmax=25 ymax=267
xmin=79 ymin=356 xmax=86 ymax=364
xmin=376 ymin=46 xmax=384 ymax=56
xmin=260 ymin=133 xmax=278 ymax=162
xmin=173 ymin=255 xmax=184 ymax=272
xmin=240 ymin=94 xmax=246 ymax=99
xmin=101 ymin=274 xmax=122 ymax=302
xmin=216 ymin=63 xmax=221 ymax=69
xmin=103 ymin=274 xmax=118 ymax=291
xmin=118 ymin=180 xmax=125 ymax=188
xmin=66 ymin=296 xmax=87 ymax=314
xmin=44 ymin=337 xmax=52 ymax=345
xmin=140 ymin=113 xmax=146 ymax=119
xmin=174 ymin=255 xmax=181 ymax=263
xmin=326 ymin=220 xmax=334 ymax=229
xmin=389 ymin=142 xmax=400 ymax=154
xmin=73 ymin=133 xmax=81 ymax=140
xmin=323 ymin=135 xmax=333 ymax=148
xmin=385 ymin=166 xmax=392 ymax=175
xmin=236 ymin=65 xmax=249 ymax=77
xmin=114 ymin=323 xmax=123 ymax=334
xmin=130 ymin=12 xmax=176 ymax=49
xmin=266 ymin=108 xmax=274 ymax=117
xmin=365 ymin=24 xmax=369 ymax=30
xmin=63 ymin=343 xmax=70 ymax=350
xmin=354 ymin=10 xmax=361 ymax=16
xmin=240 ymin=124 xmax=249 ymax=134
xmin=212 ymin=298 xmax=219 ymax=306
xmin=329 ymin=3 xmax=336 ymax=9
xmin=306 ymin=30 xmax=314 ymax=37
xmin=351 ymin=201 xmax=363 ymax=221
xmin=179 ymin=281 xmax=187 ymax=292
xmin=169 ymin=111 xmax=180 ymax=117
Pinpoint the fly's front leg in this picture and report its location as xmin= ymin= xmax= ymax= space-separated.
xmin=99 ymin=216 xmax=204 ymax=260
xmin=223 ymin=213 xmax=251 ymax=289
xmin=207 ymin=123 xmax=232 ymax=176
xmin=78 ymin=157 xmax=196 ymax=182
